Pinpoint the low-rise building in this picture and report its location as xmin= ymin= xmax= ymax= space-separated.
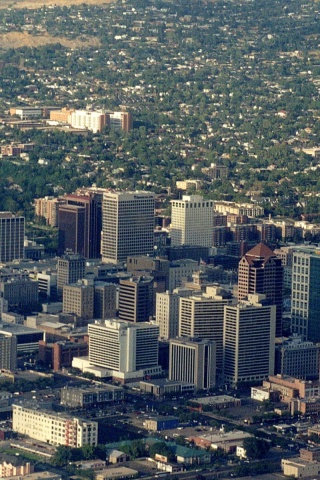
xmin=4 ymin=473 xmax=61 ymax=480
xmin=96 ymin=467 xmax=138 ymax=480
xmin=281 ymin=457 xmax=320 ymax=478
xmin=144 ymin=416 xmax=179 ymax=432
xmin=39 ymin=340 xmax=88 ymax=371
xmin=300 ymin=447 xmax=320 ymax=462
xmin=0 ymin=323 xmax=43 ymax=353
xmin=60 ymin=385 xmax=124 ymax=408
xmin=107 ymin=449 xmax=130 ymax=464
xmin=251 ymin=386 xmax=279 ymax=402
xmin=12 ymin=404 xmax=98 ymax=447
xmin=0 ymin=455 xmax=33 ymax=478
xmin=139 ymin=378 xmax=194 ymax=397
xmin=190 ymin=395 xmax=241 ymax=411
xmin=190 ymin=430 xmax=252 ymax=453
xmin=263 ymin=375 xmax=320 ymax=403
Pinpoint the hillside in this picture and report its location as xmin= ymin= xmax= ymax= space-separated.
xmin=0 ymin=31 xmax=100 ymax=49
xmin=0 ymin=0 xmax=113 ymax=9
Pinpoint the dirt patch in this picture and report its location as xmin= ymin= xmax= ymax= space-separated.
xmin=0 ymin=0 xmax=113 ymax=9
xmin=0 ymin=31 xmax=101 ymax=48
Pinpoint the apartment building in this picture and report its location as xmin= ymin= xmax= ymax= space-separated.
xmin=12 ymin=405 xmax=98 ymax=447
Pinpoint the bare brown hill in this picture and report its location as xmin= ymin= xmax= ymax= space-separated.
xmin=0 ymin=0 xmax=113 ymax=9
xmin=0 ymin=31 xmax=101 ymax=49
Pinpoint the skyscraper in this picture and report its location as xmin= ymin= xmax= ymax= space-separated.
xmin=94 ymin=282 xmax=117 ymax=320
xmin=238 ymin=242 xmax=283 ymax=336
xmin=169 ymin=337 xmax=216 ymax=391
xmin=291 ymin=247 xmax=320 ymax=342
xmin=223 ymin=294 xmax=276 ymax=386
xmin=179 ymin=286 xmax=234 ymax=375
xmin=0 ymin=212 xmax=24 ymax=262
xmin=0 ymin=334 xmax=17 ymax=371
xmin=170 ymin=195 xmax=214 ymax=247
xmin=57 ymin=253 xmax=86 ymax=298
xmin=58 ymin=192 xmax=102 ymax=259
xmin=62 ymin=281 xmax=94 ymax=322
xmin=156 ymin=291 xmax=180 ymax=340
xmin=118 ymin=276 xmax=154 ymax=323
xmin=101 ymin=191 xmax=155 ymax=264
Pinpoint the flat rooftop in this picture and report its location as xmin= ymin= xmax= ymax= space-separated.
xmin=191 ymin=395 xmax=240 ymax=405
xmin=0 ymin=323 xmax=42 ymax=335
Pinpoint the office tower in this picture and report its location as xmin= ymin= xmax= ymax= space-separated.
xmin=101 ymin=191 xmax=155 ymax=264
xmin=13 ymin=405 xmax=98 ymax=447
xmin=62 ymin=281 xmax=94 ymax=321
xmin=0 ymin=334 xmax=17 ymax=371
xmin=275 ymin=336 xmax=320 ymax=380
xmin=94 ymin=282 xmax=117 ymax=319
xmin=58 ymin=192 xmax=102 ymax=259
xmin=238 ymin=242 xmax=283 ymax=336
xmin=88 ymin=319 xmax=159 ymax=374
xmin=58 ymin=203 xmax=85 ymax=256
xmin=274 ymin=246 xmax=295 ymax=292
xmin=0 ymin=212 xmax=24 ymax=262
xmin=169 ymin=337 xmax=216 ymax=391
xmin=127 ymin=255 xmax=170 ymax=306
xmin=179 ymin=286 xmax=233 ymax=374
xmin=156 ymin=291 xmax=180 ymax=339
xmin=170 ymin=195 xmax=214 ymax=247
xmin=223 ymin=294 xmax=276 ymax=386
xmin=57 ymin=253 xmax=86 ymax=297
xmin=118 ymin=276 xmax=154 ymax=323
xmin=291 ymin=248 xmax=320 ymax=342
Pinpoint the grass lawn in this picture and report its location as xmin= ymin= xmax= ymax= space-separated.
xmin=0 ymin=446 xmax=45 ymax=462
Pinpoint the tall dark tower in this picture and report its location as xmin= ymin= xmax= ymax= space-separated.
xmin=118 ymin=276 xmax=154 ymax=323
xmin=58 ymin=192 xmax=102 ymax=259
xmin=238 ymin=242 xmax=283 ymax=337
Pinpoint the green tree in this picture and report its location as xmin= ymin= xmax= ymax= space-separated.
xmin=242 ymin=437 xmax=270 ymax=460
xmin=148 ymin=442 xmax=174 ymax=462
xmin=51 ymin=445 xmax=72 ymax=467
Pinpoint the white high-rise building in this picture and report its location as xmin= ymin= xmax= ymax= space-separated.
xmin=223 ymin=294 xmax=276 ymax=386
xmin=170 ymin=195 xmax=214 ymax=247
xmin=156 ymin=291 xmax=180 ymax=340
xmin=101 ymin=191 xmax=155 ymax=264
xmin=169 ymin=337 xmax=216 ymax=390
xmin=179 ymin=286 xmax=233 ymax=373
xmin=87 ymin=319 xmax=160 ymax=381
